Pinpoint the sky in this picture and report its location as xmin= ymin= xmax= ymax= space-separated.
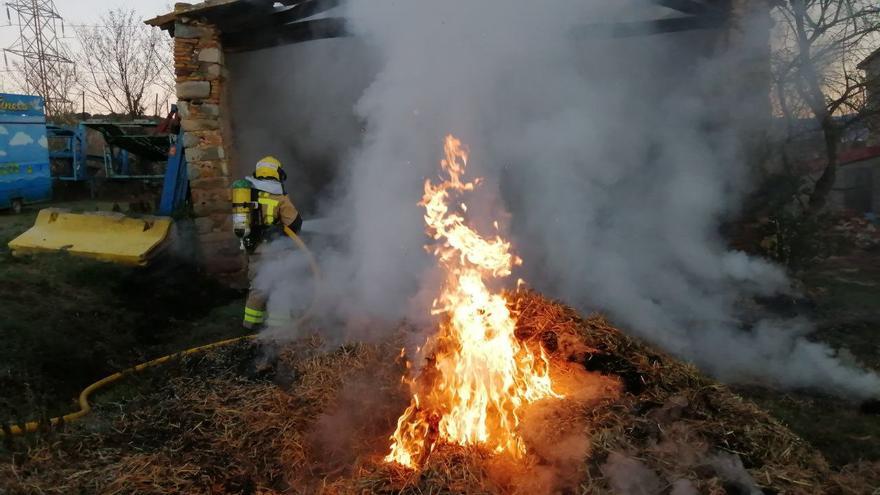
xmin=0 ymin=0 xmax=171 ymax=94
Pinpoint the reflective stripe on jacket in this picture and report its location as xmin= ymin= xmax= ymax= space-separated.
xmin=255 ymin=190 xmax=299 ymax=228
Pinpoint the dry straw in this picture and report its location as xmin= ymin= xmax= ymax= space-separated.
xmin=2 ymin=292 xmax=877 ymax=494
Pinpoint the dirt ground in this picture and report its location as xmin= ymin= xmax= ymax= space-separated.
xmin=0 ymin=202 xmax=247 ymax=423
xmin=1 ymin=201 xmax=879 ymax=479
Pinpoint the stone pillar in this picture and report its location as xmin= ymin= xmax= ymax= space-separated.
xmin=173 ymin=15 xmax=245 ymax=279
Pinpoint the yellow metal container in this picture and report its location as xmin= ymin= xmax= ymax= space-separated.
xmin=8 ymin=208 xmax=173 ymax=266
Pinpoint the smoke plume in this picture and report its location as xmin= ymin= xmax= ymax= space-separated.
xmin=251 ymin=0 xmax=880 ymax=397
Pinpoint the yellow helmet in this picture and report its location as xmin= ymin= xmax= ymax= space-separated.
xmin=254 ymin=156 xmax=283 ymax=181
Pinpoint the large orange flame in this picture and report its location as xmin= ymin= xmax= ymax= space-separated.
xmin=385 ymin=135 xmax=561 ymax=469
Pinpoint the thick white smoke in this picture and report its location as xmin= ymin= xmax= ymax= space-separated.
xmin=256 ymin=0 xmax=880 ymax=397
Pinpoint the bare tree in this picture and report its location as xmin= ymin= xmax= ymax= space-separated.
xmin=4 ymin=51 xmax=79 ymax=117
xmin=771 ymin=0 xmax=880 ymax=213
xmin=154 ymin=33 xmax=176 ymax=116
xmin=74 ymin=8 xmax=171 ymax=117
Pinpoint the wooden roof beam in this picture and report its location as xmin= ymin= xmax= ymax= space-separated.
xmin=222 ymin=17 xmax=349 ymax=52
xmin=571 ymin=14 xmax=727 ymax=39
xmin=215 ymin=0 xmax=342 ymax=34
xmin=648 ymin=0 xmax=717 ymax=15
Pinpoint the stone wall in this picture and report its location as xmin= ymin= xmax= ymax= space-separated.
xmin=173 ymin=15 xmax=245 ymax=279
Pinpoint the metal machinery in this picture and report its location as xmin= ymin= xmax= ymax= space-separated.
xmin=8 ymin=108 xmax=189 ymax=265
xmin=45 ymin=114 xmax=187 ymax=216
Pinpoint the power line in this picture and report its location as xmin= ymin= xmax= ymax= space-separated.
xmin=3 ymin=22 xmax=147 ymax=29
xmin=2 ymin=0 xmax=74 ymax=115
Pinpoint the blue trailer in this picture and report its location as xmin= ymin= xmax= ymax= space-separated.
xmin=0 ymin=93 xmax=51 ymax=213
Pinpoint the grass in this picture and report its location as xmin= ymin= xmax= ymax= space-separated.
xmin=0 ymin=203 xmax=247 ymax=425
xmin=734 ymin=248 xmax=880 ymax=467
xmin=741 ymin=386 xmax=880 ymax=467
xmin=804 ymin=256 xmax=880 ymax=369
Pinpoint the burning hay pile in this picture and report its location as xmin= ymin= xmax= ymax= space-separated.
xmin=2 ymin=291 xmax=878 ymax=494
xmin=4 ymin=134 xmax=879 ymax=494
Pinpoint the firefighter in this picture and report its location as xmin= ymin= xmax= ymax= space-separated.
xmin=233 ymin=156 xmax=303 ymax=330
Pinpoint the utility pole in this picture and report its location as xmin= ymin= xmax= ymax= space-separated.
xmin=3 ymin=0 xmax=73 ymax=115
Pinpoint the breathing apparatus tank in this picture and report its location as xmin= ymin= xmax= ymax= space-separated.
xmin=231 ymin=179 xmax=259 ymax=251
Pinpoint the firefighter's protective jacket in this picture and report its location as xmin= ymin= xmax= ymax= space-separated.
xmin=245 ymin=176 xmax=300 ymax=235
xmin=241 ymin=175 xmax=301 ymax=329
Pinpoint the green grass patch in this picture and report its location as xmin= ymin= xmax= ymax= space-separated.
xmin=0 ymin=205 xmax=247 ymax=424
xmin=740 ymin=387 xmax=880 ymax=467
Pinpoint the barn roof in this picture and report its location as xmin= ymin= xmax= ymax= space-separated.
xmin=146 ymin=0 xmax=730 ymax=53
xmin=146 ymin=0 xmax=346 ymax=52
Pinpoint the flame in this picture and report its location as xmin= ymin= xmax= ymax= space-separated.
xmin=384 ymin=135 xmax=560 ymax=469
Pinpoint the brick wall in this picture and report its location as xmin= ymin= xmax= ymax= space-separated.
xmin=173 ymin=15 xmax=245 ymax=279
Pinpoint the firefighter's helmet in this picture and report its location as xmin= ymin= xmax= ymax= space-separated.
xmin=255 ymin=156 xmax=283 ymax=181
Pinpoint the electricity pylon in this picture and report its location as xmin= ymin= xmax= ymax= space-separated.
xmin=3 ymin=0 xmax=73 ymax=115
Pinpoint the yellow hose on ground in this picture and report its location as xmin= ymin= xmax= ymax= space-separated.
xmin=0 ymin=334 xmax=258 ymax=437
xmin=1 ymin=229 xmax=320 ymax=438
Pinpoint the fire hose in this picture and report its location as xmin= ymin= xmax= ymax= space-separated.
xmin=0 ymin=227 xmax=320 ymax=438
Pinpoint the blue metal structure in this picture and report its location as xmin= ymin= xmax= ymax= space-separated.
xmin=47 ymin=124 xmax=90 ymax=181
xmin=48 ymin=122 xmax=167 ymax=181
xmin=158 ymin=129 xmax=187 ymax=216
xmin=0 ymin=94 xmax=52 ymax=211
xmin=46 ymin=120 xmax=188 ymax=215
